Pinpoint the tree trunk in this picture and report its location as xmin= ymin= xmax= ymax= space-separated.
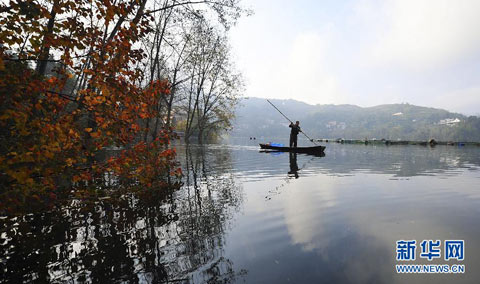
xmin=36 ymin=1 xmax=58 ymax=76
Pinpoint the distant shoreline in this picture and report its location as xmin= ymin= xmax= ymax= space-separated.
xmin=226 ymin=136 xmax=480 ymax=146
xmin=315 ymin=138 xmax=480 ymax=147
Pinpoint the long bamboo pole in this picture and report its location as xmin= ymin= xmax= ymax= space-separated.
xmin=266 ymin=99 xmax=317 ymax=145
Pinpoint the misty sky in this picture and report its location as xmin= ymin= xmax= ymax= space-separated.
xmin=230 ymin=0 xmax=480 ymax=115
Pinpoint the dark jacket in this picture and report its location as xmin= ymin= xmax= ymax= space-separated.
xmin=289 ymin=124 xmax=301 ymax=136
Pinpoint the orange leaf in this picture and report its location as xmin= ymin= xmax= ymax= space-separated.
xmin=90 ymin=131 xmax=101 ymax=138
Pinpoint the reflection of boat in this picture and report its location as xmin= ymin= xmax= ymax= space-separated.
xmin=259 ymin=143 xmax=325 ymax=154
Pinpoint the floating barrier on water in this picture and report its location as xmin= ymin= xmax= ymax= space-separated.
xmin=313 ymin=138 xmax=480 ymax=147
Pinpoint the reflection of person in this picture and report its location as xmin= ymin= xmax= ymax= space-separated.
xmin=289 ymin=121 xmax=301 ymax=148
xmin=288 ymin=152 xmax=299 ymax=178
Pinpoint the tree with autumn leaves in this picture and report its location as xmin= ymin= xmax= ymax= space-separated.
xmin=0 ymin=0 xmax=246 ymax=213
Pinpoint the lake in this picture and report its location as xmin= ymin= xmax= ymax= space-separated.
xmin=1 ymin=141 xmax=480 ymax=283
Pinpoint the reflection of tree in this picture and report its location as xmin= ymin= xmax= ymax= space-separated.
xmin=0 ymin=144 xmax=245 ymax=283
xmin=164 ymin=145 xmax=244 ymax=283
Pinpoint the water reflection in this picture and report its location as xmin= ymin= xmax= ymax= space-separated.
xmin=288 ymin=153 xmax=299 ymax=179
xmin=319 ymin=144 xmax=480 ymax=177
xmin=1 ymin=143 xmax=480 ymax=283
xmin=225 ymin=142 xmax=480 ymax=284
xmin=231 ymin=143 xmax=480 ymax=180
xmin=1 ymin=196 xmax=173 ymax=283
xmin=175 ymin=145 xmax=245 ymax=283
xmin=0 ymin=144 xmax=245 ymax=283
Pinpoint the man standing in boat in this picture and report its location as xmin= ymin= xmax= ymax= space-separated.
xmin=289 ymin=121 xmax=301 ymax=148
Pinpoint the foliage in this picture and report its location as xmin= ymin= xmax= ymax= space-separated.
xmin=134 ymin=1 xmax=247 ymax=143
xmin=180 ymin=20 xmax=243 ymax=142
xmin=0 ymin=0 xmax=183 ymax=214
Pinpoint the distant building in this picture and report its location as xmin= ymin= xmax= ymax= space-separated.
xmin=438 ymin=118 xmax=461 ymax=126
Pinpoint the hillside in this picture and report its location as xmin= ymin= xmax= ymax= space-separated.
xmin=231 ymin=97 xmax=480 ymax=141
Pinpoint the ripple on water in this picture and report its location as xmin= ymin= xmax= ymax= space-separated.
xmin=2 ymin=143 xmax=480 ymax=283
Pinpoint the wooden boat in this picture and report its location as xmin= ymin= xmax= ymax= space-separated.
xmin=259 ymin=143 xmax=325 ymax=154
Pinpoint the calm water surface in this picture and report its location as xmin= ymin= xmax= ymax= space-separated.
xmin=1 ymin=141 xmax=480 ymax=283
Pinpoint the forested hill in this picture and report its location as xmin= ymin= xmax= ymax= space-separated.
xmin=231 ymin=97 xmax=480 ymax=141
